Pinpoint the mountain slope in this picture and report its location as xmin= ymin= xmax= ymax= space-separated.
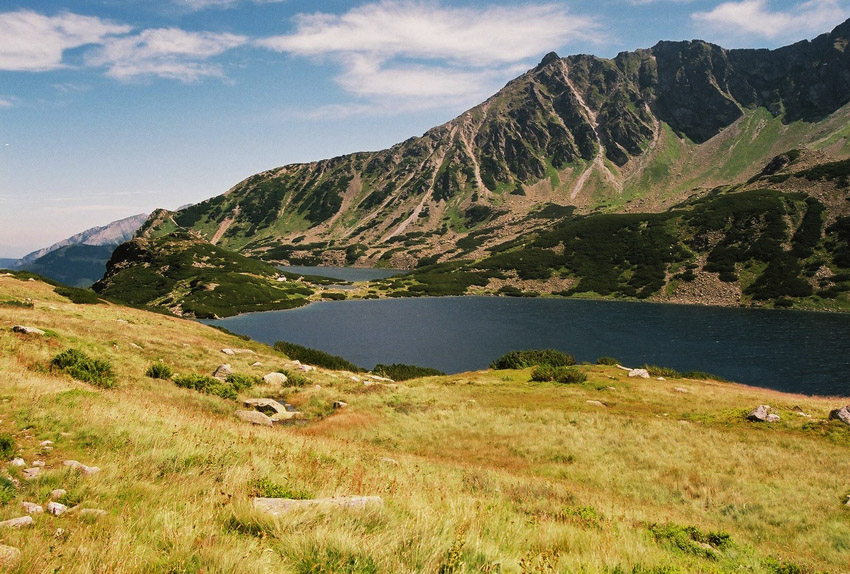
xmin=150 ymin=20 xmax=850 ymax=268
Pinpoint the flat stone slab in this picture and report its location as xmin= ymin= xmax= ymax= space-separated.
xmin=0 ymin=516 xmax=32 ymax=529
xmin=270 ymin=411 xmax=303 ymax=423
xmin=12 ymin=325 xmax=45 ymax=336
xmin=22 ymin=467 xmax=41 ymax=480
xmin=243 ymin=398 xmax=286 ymax=415
xmin=253 ymin=496 xmax=383 ymax=516
xmin=235 ymin=410 xmax=273 ymax=427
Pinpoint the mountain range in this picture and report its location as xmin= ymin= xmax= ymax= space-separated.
xmin=96 ymin=19 xmax=850 ymax=315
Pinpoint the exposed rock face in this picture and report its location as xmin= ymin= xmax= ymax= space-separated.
xmin=212 ymin=364 xmax=232 ymax=380
xmin=829 ymin=405 xmax=850 ymax=425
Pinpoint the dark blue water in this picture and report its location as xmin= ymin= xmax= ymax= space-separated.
xmin=278 ymin=266 xmax=404 ymax=282
xmin=206 ymin=297 xmax=850 ymax=397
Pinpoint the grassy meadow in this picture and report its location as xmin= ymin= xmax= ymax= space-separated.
xmin=0 ymin=274 xmax=848 ymax=573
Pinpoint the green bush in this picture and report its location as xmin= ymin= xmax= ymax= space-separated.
xmin=531 ymin=365 xmax=587 ymax=384
xmin=173 ymin=374 xmax=237 ymax=400
xmin=145 ymin=362 xmax=173 ymax=380
xmin=226 ymin=373 xmax=262 ymax=391
xmin=274 ymin=340 xmax=363 ymax=372
xmin=51 ymin=349 xmax=116 ymax=388
xmin=373 ymin=363 xmax=445 ymax=381
xmin=490 ymin=349 xmax=576 ymax=370
xmin=648 ymin=523 xmax=731 ymax=560
xmin=278 ymin=369 xmax=310 ymax=387
xmin=0 ymin=435 xmax=14 ymax=461
xmin=596 ymin=356 xmax=619 ymax=366
xmin=54 ymin=286 xmax=104 ymax=305
xmin=0 ymin=477 xmax=16 ymax=506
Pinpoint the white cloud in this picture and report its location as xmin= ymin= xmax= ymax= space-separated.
xmin=692 ymin=0 xmax=849 ymax=41
xmin=0 ymin=10 xmax=131 ymax=71
xmin=85 ymin=28 xmax=247 ymax=82
xmin=0 ymin=99 xmax=13 ymax=109
xmin=176 ymin=0 xmax=286 ymax=11
xmin=259 ymin=1 xmax=600 ymax=115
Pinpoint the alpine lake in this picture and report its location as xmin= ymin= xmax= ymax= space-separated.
xmin=204 ymin=267 xmax=850 ymax=397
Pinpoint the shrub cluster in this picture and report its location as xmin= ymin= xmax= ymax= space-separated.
xmin=225 ymin=373 xmax=262 ymax=391
xmin=145 ymin=362 xmax=173 ymax=380
xmin=648 ymin=523 xmax=731 ymax=560
xmin=54 ymin=286 xmax=104 ymax=305
xmin=173 ymin=374 xmax=237 ymax=400
xmin=51 ymin=349 xmax=116 ymax=388
xmin=489 ymin=349 xmax=576 ymax=370
xmin=0 ymin=434 xmax=15 ymax=459
xmin=372 ymin=363 xmax=445 ymax=381
xmin=530 ymin=365 xmax=587 ymax=384
xmin=596 ymin=356 xmax=619 ymax=366
xmin=274 ymin=340 xmax=363 ymax=372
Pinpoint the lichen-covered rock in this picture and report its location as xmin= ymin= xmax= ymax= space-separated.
xmin=829 ymin=405 xmax=850 ymax=426
xmin=747 ymin=405 xmax=771 ymax=422
xmin=212 ymin=364 xmax=232 ymax=380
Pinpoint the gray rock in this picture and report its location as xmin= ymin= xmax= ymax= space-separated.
xmin=766 ymin=414 xmax=781 ymax=423
xmin=63 ymin=460 xmax=101 ymax=474
xmin=270 ymin=411 xmax=303 ymax=424
xmin=0 ymin=545 xmax=21 ymax=569
xmin=0 ymin=516 xmax=32 ymax=528
xmin=298 ymin=364 xmax=315 ymax=372
xmin=10 ymin=458 xmax=25 ymax=467
xmin=212 ymin=364 xmax=232 ymax=380
xmin=242 ymin=398 xmax=286 ymax=416
xmin=12 ymin=325 xmax=45 ymax=336
xmin=332 ymin=401 xmax=348 ymax=409
xmin=47 ymin=501 xmax=68 ymax=516
xmin=221 ymin=348 xmax=235 ymax=356
xmin=262 ymin=372 xmax=288 ymax=386
xmin=253 ymin=496 xmax=383 ymax=516
xmin=674 ymin=387 xmax=689 ymax=393
xmin=585 ymin=400 xmax=607 ymax=407
xmin=22 ymin=467 xmax=41 ymax=480
xmin=50 ymin=489 xmax=67 ymax=500
xmin=235 ymin=410 xmax=273 ymax=427
xmin=829 ymin=405 xmax=850 ymax=426
xmin=747 ymin=405 xmax=771 ymax=422
xmin=20 ymin=502 xmax=42 ymax=514
xmin=628 ymin=368 xmax=650 ymax=379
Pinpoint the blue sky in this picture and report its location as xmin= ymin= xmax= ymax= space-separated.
xmin=1 ymin=0 xmax=848 ymax=256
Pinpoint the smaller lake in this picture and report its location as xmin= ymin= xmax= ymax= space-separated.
xmin=278 ymin=266 xmax=405 ymax=282
xmin=207 ymin=296 xmax=850 ymax=397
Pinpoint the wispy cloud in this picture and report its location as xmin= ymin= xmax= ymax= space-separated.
xmin=259 ymin=1 xmax=601 ymax=116
xmin=0 ymin=99 xmax=13 ymax=109
xmin=86 ymin=28 xmax=247 ymax=82
xmin=0 ymin=10 xmax=131 ymax=71
xmin=692 ymin=0 xmax=849 ymax=41
xmin=175 ymin=0 xmax=286 ymax=11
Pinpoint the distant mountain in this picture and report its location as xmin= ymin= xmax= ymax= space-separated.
xmin=0 ymin=258 xmax=18 ymax=270
xmin=17 ymin=213 xmax=148 ymax=287
xmin=144 ymin=18 xmax=850 ymax=269
xmin=19 ymin=213 xmax=148 ymax=268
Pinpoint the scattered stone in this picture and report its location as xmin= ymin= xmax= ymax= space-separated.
xmin=605 ymin=386 xmax=617 ymax=391
xmin=379 ymin=457 xmax=399 ymax=466
xmin=251 ymin=361 xmax=262 ymax=367
xmin=829 ymin=406 xmax=850 ymax=426
xmin=40 ymin=440 xmax=53 ymax=447
xmin=366 ymin=374 xmax=394 ymax=382
xmin=42 ymin=446 xmax=53 ymax=452
xmin=212 ymin=364 xmax=232 ymax=380
xmin=796 ymin=411 xmax=812 ymax=418
xmin=314 ymin=384 xmax=322 ymax=390
xmin=585 ymin=400 xmax=607 ymax=407
xmin=235 ymin=410 xmax=273 ymax=427
xmin=0 ymin=516 xmax=32 ymax=529
xmin=270 ymin=411 xmax=303 ymax=424
xmin=221 ymin=348 xmax=235 ymax=356
xmin=243 ymin=398 xmax=287 ymax=416
xmin=10 ymin=458 xmax=25 ymax=467
xmin=332 ymin=401 xmax=348 ymax=409
xmin=21 ymin=502 xmax=42 ymax=514
xmin=262 ymin=372 xmax=288 ymax=386
xmin=0 ymin=545 xmax=21 ymax=569
xmin=53 ymin=528 xmax=66 ymax=539
xmin=31 ymin=460 xmax=45 ymax=467
xmin=22 ymin=467 xmax=41 ymax=480
xmin=657 ymin=377 xmax=666 ymax=381
xmin=12 ymin=325 xmax=45 ymax=336
xmin=130 ymin=343 xmax=142 ymax=349
xmin=63 ymin=460 xmax=101 ymax=475
xmin=47 ymin=502 xmax=68 ymax=516
xmin=674 ymin=387 xmax=689 ymax=393
xmin=766 ymin=414 xmax=781 ymax=422
xmin=298 ymin=364 xmax=315 ymax=372
xmin=628 ymin=369 xmax=650 ymax=379
xmin=350 ymin=375 xmax=361 ymax=383
xmin=678 ymin=420 xmax=692 ymax=425
xmin=223 ymin=348 xmax=255 ymax=355
xmin=116 ymin=319 xmax=128 ymax=324
xmin=746 ymin=405 xmax=773 ymax=422
xmin=253 ymin=496 xmax=383 ymax=516
xmin=51 ymin=489 xmax=67 ymax=500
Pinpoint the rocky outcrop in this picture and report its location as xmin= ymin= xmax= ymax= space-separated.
xmin=829 ymin=405 xmax=850 ymax=425
xmin=747 ymin=405 xmax=780 ymax=422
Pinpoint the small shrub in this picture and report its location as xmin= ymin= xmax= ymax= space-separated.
xmin=226 ymin=373 xmax=262 ymax=391
xmin=531 ymin=366 xmax=587 ymax=384
xmin=643 ymin=365 xmax=683 ymax=379
xmin=173 ymin=374 xmax=237 ymax=400
xmin=596 ymin=356 xmax=619 ymax=366
xmin=0 ymin=477 xmax=16 ymax=506
xmin=321 ymin=292 xmax=346 ymax=301
xmin=0 ymin=434 xmax=15 ymax=459
xmin=145 ymin=362 xmax=173 ymax=380
xmin=274 ymin=340 xmax=363 ymax=372
xmin=51 ymin=349 xmax=116 ymax=388
xmin=556 ymin=368 xmax=587 ymax=384
xmin=279 ymin=369 xmax=310 ymax=387
xmin=557 ymin=505 xmax=603 ymax=529
xmin=0 ymin=299 xmax=33 ymax=309
xmin=490 ymin=349 xmax=576 ymax=370
xmin=649 ymin=523 xmax=731 ymax=560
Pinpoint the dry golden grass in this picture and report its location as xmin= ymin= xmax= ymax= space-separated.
xmin=0 ymin=275 xmax=847 ymax=573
